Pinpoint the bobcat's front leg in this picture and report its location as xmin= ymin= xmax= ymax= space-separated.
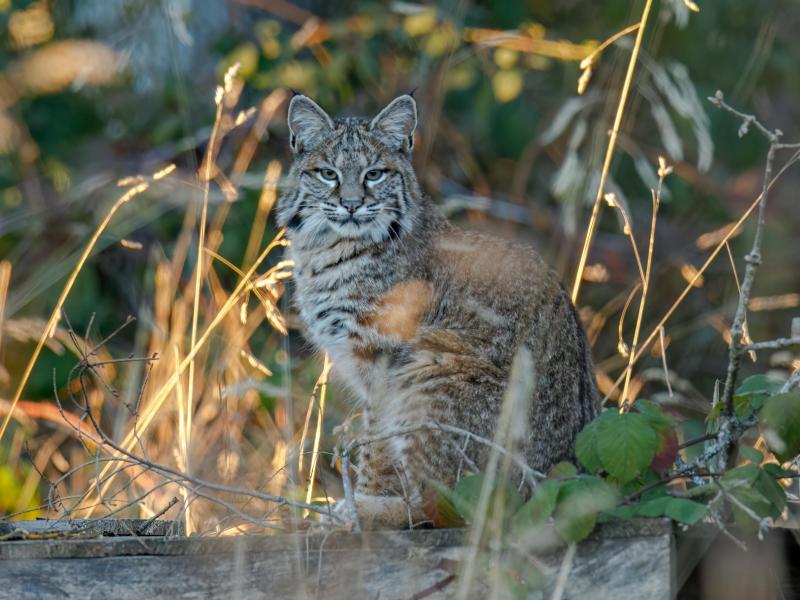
xmin=353 ymin=492 xmax=427 ymax=529
xmin=348 ymin=438 xmax=429 ymax=529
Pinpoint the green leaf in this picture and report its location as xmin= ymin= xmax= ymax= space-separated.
xmin=763 ymin=463 xmax=796 ymax=479
xmin=599 ymin=505 xmax=638 ymax=522
xmin=596 ymin=412 xmax=658 ymax=483
xmin=727 ymin=487 xmax=773 ymax=531
xmin=640 ymin=481 xmax=669 ymax=502
xmin=510 ymin=479 xmax=561 ymax=530
xmin=575 ymin=419 xmax=602 ymax=473
xmin=761 ymin=391 xmax=800 ymax=462
xmin=617 ymin=468 xmax=662 ymax=499
xmin=451 ymin=474 xmax=523 ymax=524
xmin=548 ymin=461 xmax=578 ymax=480
xmin=451 ymin=474 xmax=489 ymax=521
xmin=735 ymin=374 xmax=784 ymax=398
xmin=634 ymin=399 xmax=671 ymax=430
xmin=754 ymin=471 xmax=786 ymax=518
xmin=632 ymin=496 xmax=706 ymax=524
xmin=554 ymin=477 xmax=619 ymax=542
xmin=733 ymin=375 xmax=785 ymax=418
xmin=422 ymin=483 xmax=466 ymax=528
xmin=635 ymin=497 xmax=672 ymax=518
xmin=721 ymin=464 xmax=760 ymax=486
xmin=680 ymin=484 xmax=717 ymax=499
xmin=575 ymin=410 xmax=618 ymax=474
xmin=662 ymin=498 xmax=707 ymax=524
xmin=708 ymin=401 xmax=723 ymax=422
xmin=738 ymin=445 xmax=764 ymax=464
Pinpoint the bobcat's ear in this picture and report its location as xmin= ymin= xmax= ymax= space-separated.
xmin=287 ymin=95 xmax=334 ymax=154
xmin=369 ymin=94 xmax=417 ymax=153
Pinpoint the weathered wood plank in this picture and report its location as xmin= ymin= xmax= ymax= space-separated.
xmin=0 ymin=520 xmax=673 ymax=599
xmin=0 ymin=518 xmax=183 ymax=539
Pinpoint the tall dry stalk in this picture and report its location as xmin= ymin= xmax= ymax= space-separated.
xmin=303 ymin=354 xmax=332 ymax=514
xmin=456 ymin=347 xmax=535 ymax=599
xmin=0 ymin=260 xmax=11 ymax=354
xmin=571 ymin=0 xmax=654 ymax=303
xmin=619 ymin=159 xmax=669 ymax=409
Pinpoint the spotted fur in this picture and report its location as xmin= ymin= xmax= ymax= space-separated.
xmin=277 ymin=94 xmax=598 ymax=528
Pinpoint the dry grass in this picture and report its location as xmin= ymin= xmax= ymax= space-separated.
xmin=570 ymin=0 xmax=655 ymax=303
xmin=0 ymin=57 xmax=309 ymax=531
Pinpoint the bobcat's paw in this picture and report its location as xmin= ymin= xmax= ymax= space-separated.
xmin=317 ymin=499 xmax=358 ymax=531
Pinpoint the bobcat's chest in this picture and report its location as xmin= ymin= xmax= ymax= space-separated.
xmin=291 ymin=243 xmax=433 ymax=401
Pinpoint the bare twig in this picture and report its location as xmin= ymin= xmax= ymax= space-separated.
xmin=744 ymin=337 xmax=800 ymax=351
xmin=338 ymin=443 xmax=360 ymax=532
xmin=678 ymin=432 xmax=718 ymax=450
xmin=708 ymin=498 xmax=748 ymax=552
xmin=137 ymin=496 xmax=179 ymax=534
xmin=779 ymin=368 xmax=800 ymax=394
xmin=82 ymin=230 xmax=287 ymax=514
xmin=708 ymin=91 xmax=792 ymax=469
xmin=84 ymin=393 xmax=339 ymax=520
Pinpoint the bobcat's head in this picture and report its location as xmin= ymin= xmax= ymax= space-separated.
xmin=277 ymin=94 xmax=421 ymax=245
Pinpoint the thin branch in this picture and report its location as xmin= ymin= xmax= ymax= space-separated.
xmin=84 ymin=391 xmax=337 ymax=519
xmin=678 ymin=432 xmax=718 ymax=450
xmin=779 ymin=368 xmax=800 ymax=394
xmin=708 ymin=91 xmax=780 ymax=143
xmin=710 ymin=92 xmax=782 ymax=465
xmin=137 ymin=496 xmax=179 ymax=534
xmin=744 ymin=337 xmax=800 ymax=351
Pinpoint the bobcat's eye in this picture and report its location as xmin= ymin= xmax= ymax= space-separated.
xmin=317 ymin=168 xmax=338 ymax=182
xmin=364 ymin=169 xmax=385 ymax=183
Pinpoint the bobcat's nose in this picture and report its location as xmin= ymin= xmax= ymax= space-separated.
xmin=341 ymin=198 xmax=364 ymax=213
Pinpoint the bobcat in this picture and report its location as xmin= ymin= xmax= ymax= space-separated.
xmin=276 ymin=94 xmax=598 ymax=528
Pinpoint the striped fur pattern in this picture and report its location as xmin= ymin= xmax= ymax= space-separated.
xmin=277 ymin=94 xmax=598 ymax=528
